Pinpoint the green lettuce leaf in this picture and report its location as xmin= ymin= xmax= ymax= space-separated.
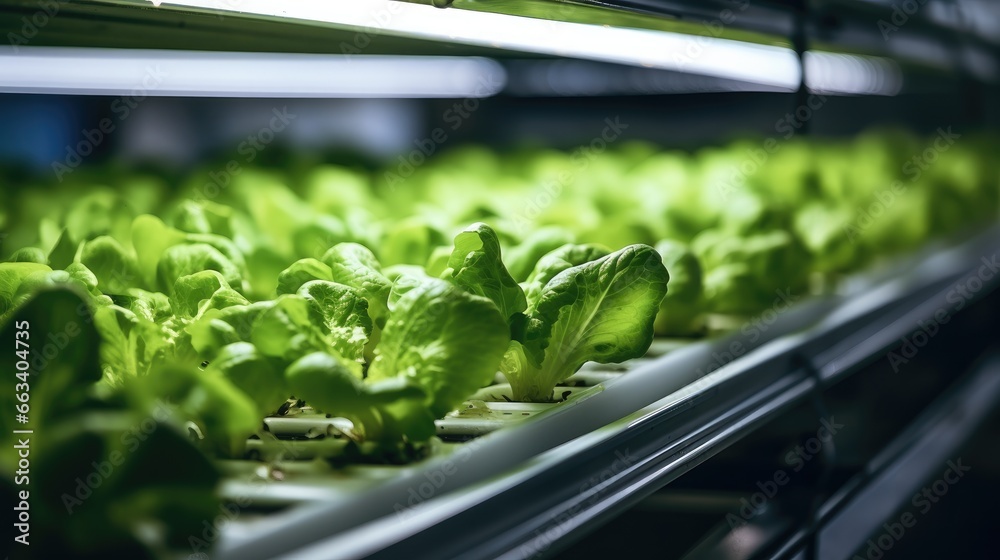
xmin=78 ymin=235 xmax=144 ymax=294
xmin=0 ymin=262 xmax=52 ymax=318
xmin=522 ymin=243 xmax=610 ymax=307
xmin=157 ymin=242 xmax=243 ymax=295
xmin=368 ymin=279 xmax=508 ymax=418
xmin=322 ymin=242 xmax=392 ymax=329
xmin=504 ymin=244 xmax=668 ymax=401
xmin=504 ymin=226 xmax=575 ymax=282
xmin=130 ymin=363 xmax=260 ymax=457
xmin=653 ymin=240 xmax=702 ymax=336
xmin=380 ymin=217 xmax=446 ymax=267
xmin=131 ymin=214 xmax=188 ymax=288
xmin=297 ymin=280 xmax=372 ymax=366
xmin=7 ymin=246 xmax=47 ymax=263
xmin=210 ymin=342 xmax=287 ymax=416
xmin=276 ymin=258 xmax=333 ymax=295
xmin=441 ymin=222 xmax=527 ymax=321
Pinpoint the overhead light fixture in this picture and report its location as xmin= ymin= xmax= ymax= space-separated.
xmin=504 ymin=59 xmax=795 ymax=96
xmin=804 ymin=52 xmax=903 ymax=96
xmin=0 ymin=47 xmax=507 ymax=98
xmin=1 ymin=2 xmax=907 ymax=98
xmin=138 ymin=0 xmax=803 ymax=90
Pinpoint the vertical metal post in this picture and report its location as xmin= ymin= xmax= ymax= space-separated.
xmin=792 ymin=0 xmax=811 ymax=136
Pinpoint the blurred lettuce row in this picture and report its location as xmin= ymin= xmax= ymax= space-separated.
xmin=3 ymin=128 xmax=996 ymax=317
xmin=0 ymin=131 xmax=996 ymax=421
xmin=0 ymin=129 xmax=996 ymax=403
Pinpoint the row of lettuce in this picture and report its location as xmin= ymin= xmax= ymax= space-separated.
xmin=0 ymin=129 xmax=997 ymax=557
xmin=0 ymin=220 xmax=667 ymax=556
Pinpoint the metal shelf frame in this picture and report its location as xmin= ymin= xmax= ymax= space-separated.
xmin=687 ymin=338 xmax=1000 ymax=560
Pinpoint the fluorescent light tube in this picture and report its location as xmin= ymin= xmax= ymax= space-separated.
xmin=138 ymin=0 xmax=803 ymax=90
xmin=0 ymin=47 xmax=507 ymax=98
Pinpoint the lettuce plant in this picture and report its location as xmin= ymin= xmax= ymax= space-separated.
xmin=290 ymin=279 xmax=509 ymax=443
xmin=653 ymin=240 xmax=704 ymax=337
xmin=502 ymin=244 xmax=669 ymax=401
xmin=1 ymin=288 xmax=223 ymax=558
xmin=436 ymin=223 xmax=669 ymax=402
